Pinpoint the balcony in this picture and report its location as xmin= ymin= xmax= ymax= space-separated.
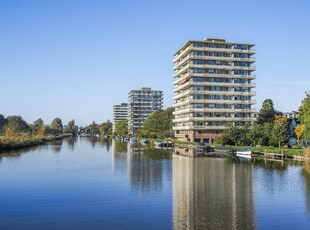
xmin=173 ymin=107 xmax=256 ymax=115
xmin=173 ymin=90 xmax=257 ymax=100
xmin=173 ymin=125 xmax=226 ymax=131
xmin=173 ymin=116 xmax=256 ymax=123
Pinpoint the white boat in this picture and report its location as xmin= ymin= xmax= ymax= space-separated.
xmin=236 ymin=153 xmax=252 ymax=160
xmin=236 ymin=148 xmax=252 ymax=155
xmin=140 ymin=139 xmax=149 ymax=145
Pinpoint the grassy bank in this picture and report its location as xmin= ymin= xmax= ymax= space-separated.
xmin=0 ymin=134 xmax=71 ymax=152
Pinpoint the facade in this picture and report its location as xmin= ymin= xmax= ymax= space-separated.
xmin=283 ymin=112 xmax=299 ymax=119
xmin=112 ymin=103 xmax=128 ymax=133
xmin=128 ymin=87 xmax=163 ymax=135
xmin=173 ymin=37 xmax=256 ymax=143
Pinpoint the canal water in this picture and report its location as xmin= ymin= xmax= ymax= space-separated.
xmin=0 ymin=137 xmax=310 ymax=229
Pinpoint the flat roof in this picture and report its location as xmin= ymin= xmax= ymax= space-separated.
xmin=173 ymin=37 xmax=255 ymax=56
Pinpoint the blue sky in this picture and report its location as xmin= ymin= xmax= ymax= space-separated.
xmin=1 ymin=0 xmax=310 ymax=125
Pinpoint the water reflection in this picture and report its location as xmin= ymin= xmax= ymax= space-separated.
xmin=127 ymin=144 xmax=171 ymax=194
xmin=111 ymin=140 xmax=128 ymax=173
xmin=49 ymin=140 xmax=63 ymax=153
xmin=173 ymin=155 xmax=256 ymax=230
xmin=303 ymin=160 xmax=310 ymax=212
xmin=66 ymin=137 xmax=78 ymax=150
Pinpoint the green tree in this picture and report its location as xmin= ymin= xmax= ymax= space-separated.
xmin=256 ymin=99 xmax=276 ymax=124
xmin=65 ymin=119 xmax=78 ymax=136
xmin=50 ymin=118 xmax=63 ymax=134
xmin=269 ymin=115 xmax=288 ymax=147
xmin=4 ymin=115 xmax=29 ymax=134
xmin=0 ymin=114 xmax=7 ymax=134
xmin=115 ymin=120 xmax=128 ymax=136
xmin=295 ymin=124 xmax=305 ymax=142
xmin=142 ymin=108 xmax=174 ymax=138
xmin=31 ymin=118 xmax=44 ymax=134
xmin=247 ymin=123 xmax=263 ymax=146
xmin=222 ymin=122 xmax=242 ymax=145
xmin=99 ymin=120 xmax=112 ymax=134
xmin=298 ymin=92 xmax=310 ymax=139
xmin=258 ymin=122 xmax=273 ymax=146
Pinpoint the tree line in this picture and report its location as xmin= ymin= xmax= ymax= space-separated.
xmin=0 ymin=115 xmax=78 ymax=137
xmin=222 ymin=92 xmax=310 ymax=148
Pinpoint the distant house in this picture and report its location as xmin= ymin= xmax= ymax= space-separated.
xmin=287 ymin=118 xmax=299 ymax=146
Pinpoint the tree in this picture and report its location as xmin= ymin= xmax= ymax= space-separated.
xmin=222 ymin=122 xmax=242 ymax=145
xmin=298 ymin=92 xmax=310 ymax=139
xmin=4 ymin=115 xmax=29 ymax=134
xmin=295 ymin=124 xmax=305 ymax=142
xmin=50 ymin=118 xmax=63 ymax=134
xmin=115 ymin=120 xmax=128 ymax=136
xmin=0 ymin=114 xmax=7 ymax=134
xmin=256 ymin=99 xmax=276 ymax=124
xmin=270 ymin=115 xmax=288 ymax=148
xmin=142 ymin=108 xmax=174 ymax=138
xmin=65 ymin=119 xmax=78 ymax=136
xmin=31 ymin=118 xmax=44 ymax=134
xmin=99 ymin=120 xmax=113 ymax=135
xmin=90 ymin=121 xmax=98 ymax=135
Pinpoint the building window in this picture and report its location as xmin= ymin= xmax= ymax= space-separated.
xmin=193 ymin=60 xmax=204 ymax=65
xmin=193 ymin=86 xmax=204 ymax=91
xmin=193 ymin=94 xmax=204 ymax=99
xmin=193 ymin=68 xmax=204 ymax=73
xmin=194 ymin=51 xmax=203 ymax=56
xmin=194 ymin=42 xmax=204 ymax=47
xmin=193 ymin=103 xmax=204 ymax=108
xmin=193 ymin=77 xmax=204 ymax=82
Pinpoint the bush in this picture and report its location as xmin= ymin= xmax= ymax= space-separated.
xmin=305 ymin=147 xmax=310 ymax=159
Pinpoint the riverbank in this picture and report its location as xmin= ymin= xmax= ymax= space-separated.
xmin=0 ymin=134 xmax=72 ymax=152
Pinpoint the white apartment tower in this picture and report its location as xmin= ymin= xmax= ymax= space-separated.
xmin=173 ymin=37 xmax=256 ymax=143
xmin=112 ymin=103 xmax=128 ymax=133
xmin=128 ymin=87 xmax=163 ymax=134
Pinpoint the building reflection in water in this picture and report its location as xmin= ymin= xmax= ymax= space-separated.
xmin=111 ymin=140 xmax=128 ymax=173
xmin=173 ymin=155 xmax=256 ymax=230
xmin=112 ymin=141 xmax=171 ymax=194
xmin=127 ymin=144 xmax=170 ymax=194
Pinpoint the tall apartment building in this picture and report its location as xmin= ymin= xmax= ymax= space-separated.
xmin=173 ymin=37 xmax=256 ymax=143
xmin=128 ymin=87 xmax=163 ymax=134
xmin=112 ymin=103 xmax=128 ymax=133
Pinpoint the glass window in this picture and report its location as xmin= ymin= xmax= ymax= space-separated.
xmin=193 ymin=103 xmax=204 ymax=108
xmin=193 ymin=60 xmax=204 ymax=65
xmin=193 ymin=86 xmax=204 ymax=91
xmin=193 ymin=94 xmax=204 ymax=99
xmin=193 ymin=77 xmax=204 ymax=82
xmin=193 ymin=68 xmax=204 ymax=73
xmin=194 ymin=42 xmax=204 ymax=47
xmin=208 ymin=69 xmax=215 ymax=74
xmin=194 ymin=51 xmax=203 ymax=56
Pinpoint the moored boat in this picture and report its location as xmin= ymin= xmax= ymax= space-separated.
xmin=140 ymin=139 xmax=149 ymax=145
xmin=236 ymin=148 xmax=252 ymax=155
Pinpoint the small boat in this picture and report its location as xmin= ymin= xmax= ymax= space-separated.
xmin=154 ymin=141 xmax=174 ymax=149
xmin=236 ymin=148 xmax=252 ymax=156
xmin=140 ymin=139 xmax=149 ymax=145
xmin=236 ymin=153 xmax=252 ymax=160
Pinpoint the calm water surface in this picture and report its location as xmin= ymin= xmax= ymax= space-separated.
xmin=0 ymin=137 xmax=310 ymax=229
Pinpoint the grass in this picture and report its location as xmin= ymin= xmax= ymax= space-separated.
xmin=0 ymin=133 xmax=71 ymax=151
xmin=223 ymin=144 xmax=305 ymax=156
